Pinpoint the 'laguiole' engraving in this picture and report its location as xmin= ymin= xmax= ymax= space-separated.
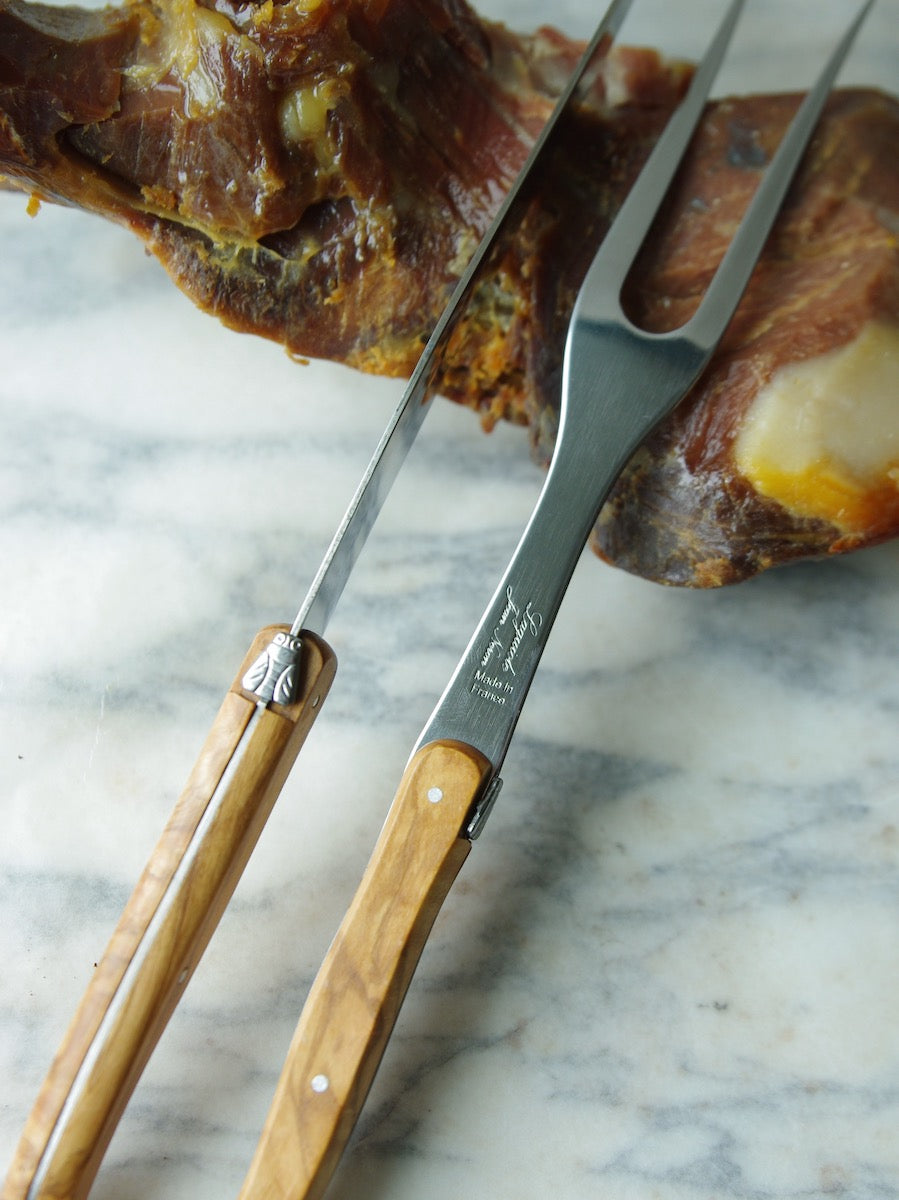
xmin=471 ymin=586 xmax=544 ymax=705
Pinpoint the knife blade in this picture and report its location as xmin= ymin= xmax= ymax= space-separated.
xmin=1 ymin=4 xmax=639 ymax=1198
xmin=234 ymin=2 xmax=877 ymax=1197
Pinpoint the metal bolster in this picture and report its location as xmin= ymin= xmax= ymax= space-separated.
xmin=465 ymin=775 xmax=503 ymax=841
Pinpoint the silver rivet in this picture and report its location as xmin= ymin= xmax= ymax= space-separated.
xmin=311 ymin=1074 xmax=330 ymax=1093
xmin=427 ymin=786 xmax=443 ymax=804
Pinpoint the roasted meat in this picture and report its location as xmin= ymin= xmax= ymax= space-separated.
xmin=1 ymin=0 xmax=897 ymax=585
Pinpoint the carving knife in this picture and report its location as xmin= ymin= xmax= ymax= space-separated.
xmin=1 ymin=3 xmax=639 ymax=1198
xmin=230 ymin=2 xmax=877 ymax=1197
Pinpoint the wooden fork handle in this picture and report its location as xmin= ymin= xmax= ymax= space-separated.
xmin=3 ymin=625 xmax=336 ymax=1200
xmin=237 ymin=739 xmax=492 ymax=1200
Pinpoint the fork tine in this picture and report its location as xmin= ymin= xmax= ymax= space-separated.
xmin=579 ymin=0 xmax=877 ymax=334
xmin=583 ymin=0 xmax=747 ymax=302
xmin=690 ymin=0 xmax=878 ymax=347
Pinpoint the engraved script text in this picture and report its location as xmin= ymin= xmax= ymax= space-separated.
xmin=472 ymin=586 xmax=544 ymax=705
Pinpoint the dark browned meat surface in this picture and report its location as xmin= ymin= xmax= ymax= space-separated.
xmin=595 ymin=88 xmax=899 ymax=585
xmin=1 ymin=0 xmax=897 ymax=585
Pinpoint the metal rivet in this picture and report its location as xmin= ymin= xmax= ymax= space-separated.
xmin=311 ymin=1074 xmax=330 ymax=1093
xmin=427 ymin=786 xmax=443 ymax=804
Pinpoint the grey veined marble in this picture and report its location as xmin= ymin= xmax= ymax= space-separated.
xmin=1 ymin=2 xmax=898 ymax=1197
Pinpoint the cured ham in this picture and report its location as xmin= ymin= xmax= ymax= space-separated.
xmin=1 ymin=0 xmax=897 ymax=585
xmin=596 ymin=87 xmax=899 ymax=584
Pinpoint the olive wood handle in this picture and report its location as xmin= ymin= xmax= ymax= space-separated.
xmin=237 ymin=738 xmax=492 ymax=1200
xmin=3 ymin=625 xmax=336 ymax=1200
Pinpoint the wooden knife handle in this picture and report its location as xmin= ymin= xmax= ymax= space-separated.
xmin=237 ymin=739 xmax=492 ymax=1200
xmin=3 ymin=625 xmax=336 ymax=1200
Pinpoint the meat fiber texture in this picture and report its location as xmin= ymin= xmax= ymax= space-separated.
xmin=1 ymin=0 xmax=897 ymax=585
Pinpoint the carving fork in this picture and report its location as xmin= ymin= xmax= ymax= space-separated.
xmin=2 ymin=0 xmax=876 ymax=1198
xmin=233 ymin=2 xmax=876 ymax=1197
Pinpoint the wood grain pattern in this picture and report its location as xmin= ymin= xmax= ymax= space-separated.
xmin=3 ymin=626 xmax=336 ymax=1200
xmin=238 ymin=739 xmax=492 ymax=1200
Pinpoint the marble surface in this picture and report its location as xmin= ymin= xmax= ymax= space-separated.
xmin=2 ymin=1 xmax=898 ymax=1197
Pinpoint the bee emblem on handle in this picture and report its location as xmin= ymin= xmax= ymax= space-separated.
xmin=241 ymin=631 xmax=304 ymax=706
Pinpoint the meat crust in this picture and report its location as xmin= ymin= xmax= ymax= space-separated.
xmin=595 ymin=88 xmax=899 ymax=585
xmin=1 ymin=0 xmax=897 ymax=585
